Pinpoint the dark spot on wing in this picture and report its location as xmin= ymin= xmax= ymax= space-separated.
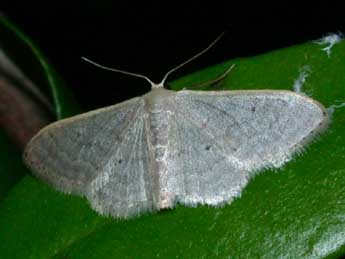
xmin=251 ymin=106 xmax=256 ymax=112
xmin=205 ymin=145 xmax=211 ymax=151
xmin=201 ymin=121 xmax=208 ymax=128
xmin=114 ymin=135 xmax=122 ymax=142
xmin=118 ymin=159 xmax=123 ymax=164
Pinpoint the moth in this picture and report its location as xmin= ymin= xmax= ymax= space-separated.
xmin=24 ymin=34 xmax=329 ymax=218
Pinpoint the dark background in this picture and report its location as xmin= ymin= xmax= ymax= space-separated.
xmin=2 ymin=1 xmax=345 ymax=111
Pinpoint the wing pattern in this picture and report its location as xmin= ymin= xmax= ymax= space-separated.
xmin=25 ymin=97 xmax=157 ymax=217
xmin=163 ymin=90 xmax=328 ymax=206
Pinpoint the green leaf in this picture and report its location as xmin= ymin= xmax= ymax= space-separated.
xmin=1 ymin=38 xmax=345 ymax=259
xmin=0 ymin=16 xmax=81 ymax=198
xmin=0 ymin=128 xmax=27 ymax=199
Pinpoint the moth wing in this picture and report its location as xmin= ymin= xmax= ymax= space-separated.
xmin=164 ymin=90 xmax=328 ymax=206
xmin=24 ymin=97 xmax=156 ymax=218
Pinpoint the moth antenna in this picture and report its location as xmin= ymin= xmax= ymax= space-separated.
xmin=81 ymin=57 xmax=155 ymax=87
xmin=159 ymin=32 xmax=225 ymax=87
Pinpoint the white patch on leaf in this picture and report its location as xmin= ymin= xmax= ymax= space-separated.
xmin=315 ymin=33 xmax=343 ymax=57
xmin=293 ymin=65 xmax=311 ymax=93
xmin=327 ymin=100 xmax=345 ymax=115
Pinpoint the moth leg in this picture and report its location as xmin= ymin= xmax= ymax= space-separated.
xmin=181 ymin=64 xmax=235 ymax=90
